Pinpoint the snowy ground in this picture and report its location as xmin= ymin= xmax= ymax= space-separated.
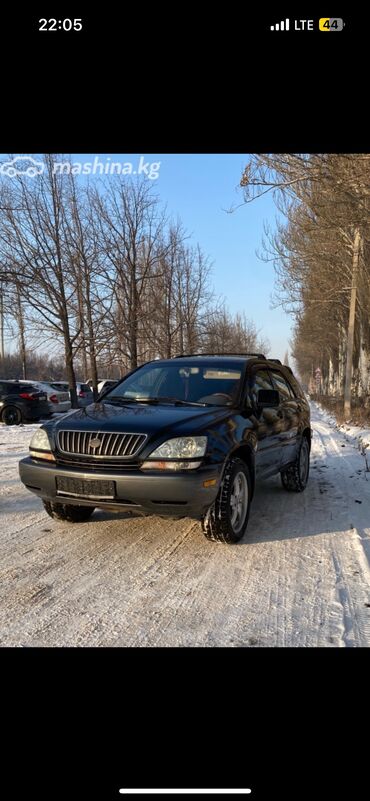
xmin=316 ymin=402 xmax=370 ymax=461
xmin=1 ymin=403 xmax=370 ymax=647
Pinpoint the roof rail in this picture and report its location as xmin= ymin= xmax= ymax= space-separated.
xmin=173 ymin=352 xmax=266 ymax=359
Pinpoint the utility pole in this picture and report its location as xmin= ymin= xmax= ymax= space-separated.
xmin=344 ymin=227 xmax=361 ymax=418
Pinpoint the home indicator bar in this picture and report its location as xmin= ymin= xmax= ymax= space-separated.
xmin=120 ymin=787 xmax=252 ymax=795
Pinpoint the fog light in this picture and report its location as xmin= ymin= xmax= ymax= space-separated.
xmin=203 ymin=478 xmax=218 ymax=488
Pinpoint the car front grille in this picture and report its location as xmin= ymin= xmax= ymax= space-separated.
xmin=56 ymin=430 xmax=147 ymax=459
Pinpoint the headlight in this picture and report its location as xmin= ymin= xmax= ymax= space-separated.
xmin=148 ymin=436 xmax=207 ymax=459
xmin=29 ymin=428 xmax=55 ymax=461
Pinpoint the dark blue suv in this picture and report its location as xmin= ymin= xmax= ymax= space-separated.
xmin=19 ymin=354 xmax=311 ymax=544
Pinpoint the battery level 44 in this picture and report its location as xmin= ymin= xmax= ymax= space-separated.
xmin=319 ymin=18 xmax=345 ymax=30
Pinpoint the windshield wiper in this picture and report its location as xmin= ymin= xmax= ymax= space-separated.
xmin=104 ymin=396 xmax=209 ymax=407
xmin=102 ymin=397 xmax=140 ymax=405
xmin=151 ymin=397 xmax=209 ymax=407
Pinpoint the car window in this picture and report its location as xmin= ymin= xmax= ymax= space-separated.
xmin=249 ymin=370 xmax=274 ymax=406
xmin=270 ymin=371 xmax=295 ymax=400
xmin=19 ymin=384 xmax=40 ymax=393
xmin=105 ymin=362 xmax=243 ymax=405
xmin=50 ymin=383 xmax=69 ymax=391
xmin=286 ymin=374 xmax=303 ymax=397
xmin=79 ymin=384 xmax=90 ymax=392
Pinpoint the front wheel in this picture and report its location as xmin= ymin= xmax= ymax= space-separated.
xmin=42 ymin=501 xmax=95 ymax=522
xmin=1 ymin=405 xmax=22 ymax=425
xmin=201 ymin=457 xmax=251 ymax=544
xmin=281 ymin=436 xmax=310 ymax=492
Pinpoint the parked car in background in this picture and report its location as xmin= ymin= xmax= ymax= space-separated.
xmin=22 ymin=381 xmax=71 ymax=414
xmin=76 ymin=382 xmax=94 ymax=407
xmin=86 ymin=378 xmax=119 ymax=394
xmin=0 ymin=380 xmax=50 ymax=425
xmin=49 ymin=381 xmax=69 ymax=393
xmin=47 ymin=380 xmax=95 ymax=407
xmin=97 ymin=379 xmax=118 ymax=394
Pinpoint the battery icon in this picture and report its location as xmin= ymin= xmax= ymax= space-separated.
xmin=319 ymin=18 xmax=344 ymax=30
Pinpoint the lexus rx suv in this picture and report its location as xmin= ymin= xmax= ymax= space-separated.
xmin=19 ymin=354 xmax=311 ymax=544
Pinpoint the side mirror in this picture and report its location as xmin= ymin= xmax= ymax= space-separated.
xmin=257 ymin=389 xmax=280 ymax=408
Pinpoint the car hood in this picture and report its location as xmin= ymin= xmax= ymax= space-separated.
xmin=49 ymin=400 xmax=231 ymax=437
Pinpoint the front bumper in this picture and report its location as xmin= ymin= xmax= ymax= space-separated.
xmin=19 ymin=457 xmax=222 ymax=518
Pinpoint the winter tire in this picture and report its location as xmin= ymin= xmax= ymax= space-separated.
xmin=201 ymin=457 xmax=251 ymax=544
xmin=1 ymin=406 xmax=22 ymax=425
xmin=281 ymin=436 xmax=310 ymax=492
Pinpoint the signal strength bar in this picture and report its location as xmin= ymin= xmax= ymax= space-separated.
xmin=270 ymin=19 xmax=290 ymax=30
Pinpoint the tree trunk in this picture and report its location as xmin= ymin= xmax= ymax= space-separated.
xmin=61 ymin=315 xmax=78 ymax=407
xmin=129 ymin=273 xmax=138 ymax=369
xmin=0 ymin=283 xmax=4 ymax=359
xmin=76 ymin=272 xmax=88 ymax=378
xmin=344 ymin=227 xmax=361 ymax=418
xmin=89 ymin=344 xmax=99 ymax=401
xmin=16 ymin=286 xmax=27 ymax=378
xmin=84 ymin=270 xmax=99 ymax=400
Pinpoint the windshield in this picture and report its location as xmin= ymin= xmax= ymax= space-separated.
xmin=102 ymin=361 xmax=244 ymax=406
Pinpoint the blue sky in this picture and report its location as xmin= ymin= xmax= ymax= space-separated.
xmin=82 ymin=153 xmax=291 ymax=361
xmin=2 ymin=153 xmax=293 ymax=361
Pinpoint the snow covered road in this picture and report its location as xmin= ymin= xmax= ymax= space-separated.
xmin=1 ymin=402 xmax=370 ymax=647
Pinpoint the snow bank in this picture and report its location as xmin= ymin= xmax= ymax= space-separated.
xmin=0 ymin=422 xmax=41 ymax=453
xmin=312 ymin=400 xmax=370 ymax=456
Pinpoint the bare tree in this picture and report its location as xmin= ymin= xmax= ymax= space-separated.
xmin=91 ymin=178 xmax=169 ymax=370
xmin=0 ymin=156 xmax=81 ymax=405
xmin=240 ymin=154 xmax=370 ymax=414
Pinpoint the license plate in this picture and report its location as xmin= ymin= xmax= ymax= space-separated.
xmin=39 ymin=394 xmax=47 ymax=401
xmin=60 ymin=393 xmax=69 ymax=401
xmin=56 ymin=476 xmax=116 ymax=499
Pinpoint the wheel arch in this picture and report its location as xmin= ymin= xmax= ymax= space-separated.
xmin=302 ymin=427 xmax=312 ymax=451
xmin=224 ymin=443 xmax=256 ymax=499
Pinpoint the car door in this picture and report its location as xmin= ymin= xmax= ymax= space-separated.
xmin=269 ymin=369 xmax=299 ymax=467
xmin=247 ymin=368 xmax=285 ymax=478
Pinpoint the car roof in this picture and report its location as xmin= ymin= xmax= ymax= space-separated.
xmin=152 ymin=355 xmax=258 ymax=364
xmin=146 ymin=355 xmax=280 ymax=367
xmin=22 ymin=379 xmax=51 ymax=386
